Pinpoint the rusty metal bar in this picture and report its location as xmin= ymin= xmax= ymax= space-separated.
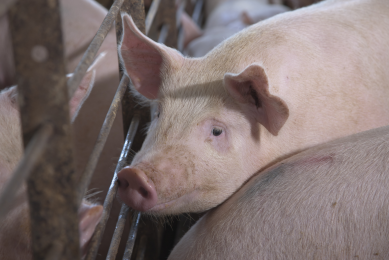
xmin=67 ymin=0 xmax=125 ymax=98
xmin=8 ymin=0 xmax=80 ymax=258
xmin=106 ymin=203 xmax=130 ymax=260
xmin=77 ymin=75 xmax=129 ymax=203
xmin=0 ymin=123 xmax=53 ymax=220
xmin=85 ymin=115 xmax=140 ymax=260
xmin=145 ymin=0 xmax=161 ymax=35
xmin=176 ymin=0 xmax=187 ymax=53
xmin=0 ymin=0 xmax=17 ymax=17
xmin=134 ymin=235 xmax=147 ymax=260
xmin=122 ymin=211 xmax=141 ymax=260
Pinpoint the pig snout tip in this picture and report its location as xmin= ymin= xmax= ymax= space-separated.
xmin=117 ymin=167 xmax=157 ymax=212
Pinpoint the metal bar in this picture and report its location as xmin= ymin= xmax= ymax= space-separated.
xmin=0 ymin=123 xmax=53 ymax=220
xmin=122 ymin=211 xmax=141 ymax=260
xmin=157 ymin=24 xmax=170 ymax=44
xmin=0 ymin=0 xmax=17 ymax=17
xmin=192 ymin=0 xmax=204 ymax=25
xmin=77 ymin=75 xmax=129 ymax=203
xmin=158 ymin=0 xmax=178 ymax=48
xmin=134 ymin=235 xmax=147 ymax=260
xmin=85 ymin=115 xmax=140 ymax=260
xmin=176 ymin=0 xmax=187 ymax=28
xmin=106 ymin=204 xmax=130 ymax=260
xmin=8 ymin=0 xmax=80 ymax=258
xmin=67 ymin=0 xmax=125 ymax=98
xmin=145 ymin=0 xmax=161 ymax=35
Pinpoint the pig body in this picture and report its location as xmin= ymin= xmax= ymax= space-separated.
xmin=117 ymin=0 xmax=389 ymax=216
xmin=168 ymin=124 xmax=389 ymax=260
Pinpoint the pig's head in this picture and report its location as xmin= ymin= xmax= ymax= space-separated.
xmin=117 ymin=14 xmax=289 ymax=215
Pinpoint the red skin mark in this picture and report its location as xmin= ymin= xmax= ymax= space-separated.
xmin=294 ymin=153 xmax=335 ymax=167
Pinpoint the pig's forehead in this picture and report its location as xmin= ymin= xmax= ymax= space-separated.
xmin=160 ymin=86 xmax=228 ymax=123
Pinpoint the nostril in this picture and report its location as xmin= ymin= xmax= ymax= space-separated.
xmin=117 ymin=176 xmax=129 ymax=188
xmin=117 ymin=167 xmax=158 ymax=211
xmin=139 ymin=187 xmax=148 ymax=198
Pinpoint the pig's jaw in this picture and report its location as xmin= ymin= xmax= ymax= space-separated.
xmin=148 ymin=190 xmax=200 ymax=215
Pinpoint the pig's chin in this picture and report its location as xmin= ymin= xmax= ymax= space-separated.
xmin=147 ymin=190 xmax=200 ymax=216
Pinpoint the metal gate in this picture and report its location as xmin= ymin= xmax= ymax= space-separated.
xmin=0 ymin=0 xmax=204 ymax=259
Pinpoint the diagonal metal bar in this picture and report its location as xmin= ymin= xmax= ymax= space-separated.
xmin=122 ymin=211 xmax=141 ymax=260
xmin=77 ymin=75 xmax=129 ymax=203
xmin=0 ymin=123 xmax=53 ymax=220
xmin=106 ymin=203 xmax=130 ymax=260
xmin=145 ymin=0 xmax=161 ymax=35
xmin=192 ymin=0 xmax=204 ymax=25
xmin=85 ymin=115 xmax=140 ymax=260
xmin=67 ymin=0 xmax=125 ymax=98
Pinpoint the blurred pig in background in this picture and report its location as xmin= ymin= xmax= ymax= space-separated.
xmin=0 ymin=77 xmax=102 ymax=259
xmin=0 ymin=0 xmax=124 ymax=257
xmin=185 ymin=0 xmax=290 ymax=57
xmin=0 ymin=0 xmax=124 ymax=205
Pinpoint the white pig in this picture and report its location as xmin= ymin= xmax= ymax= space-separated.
xmin=117 ymin=0 xmax=389 ymax=216
xmin=186 ymin=0 xmax=289 ymax=57
xmin=0 ymin=78 xmax=102 ymax=259
xmin=168 ymin=124 xmax=389 ymax=260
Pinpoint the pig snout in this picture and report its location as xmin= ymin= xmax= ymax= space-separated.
xmin=117 ymin=167 xmax=158 ymax=211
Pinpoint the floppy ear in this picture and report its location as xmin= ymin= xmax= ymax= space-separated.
xmin=120 ymin=14 xmax=184 ymax=99
xmin=78 ymin=201 xmax=103 ymax=256
xmin=224 ymin=64 xmax=289 ymax=136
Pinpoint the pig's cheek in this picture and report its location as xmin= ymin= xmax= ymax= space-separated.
xmin=205 ymin=134 xmax=229 ymax=153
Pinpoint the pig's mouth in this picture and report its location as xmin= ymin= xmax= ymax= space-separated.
xmin=148 ymin=190 xmax=199 ymax=215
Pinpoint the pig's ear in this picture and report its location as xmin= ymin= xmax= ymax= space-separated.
xmin=3 ymin=86 xmax=19 ymax=108
xmin=78 ymin=202 xmax=103 ymax=255
xmin=120 ymin=14 xmax=184 ymax=99
xmin=69 ymin=70 xmax=95 ymax=122
xmin=224 ymin=64 xmax=289 ymax=136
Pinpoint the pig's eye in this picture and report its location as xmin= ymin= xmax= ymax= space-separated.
xmin=212 ymin=127 xmax=223 ymax=136
xmin=157 ymin=112 xmax=160 ymax=118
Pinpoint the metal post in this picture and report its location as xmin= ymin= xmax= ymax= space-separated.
xmin=8 ymin=0 xmax=80 ymax=259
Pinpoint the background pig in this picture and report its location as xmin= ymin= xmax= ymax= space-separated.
xmin=0 ymin=0 xmax=124 ymax=205
xmin=168 ymin=124 xmax=389 ymax=260
xmin=117 ymin=0 xmax=389 ymax=216
xmin=185 ymin=0 xmax=289 ymax=57
xmin=1 ymin=1 xmax=127 ymax=257
xmin=0 ymin=78 xmax=102 ymax=259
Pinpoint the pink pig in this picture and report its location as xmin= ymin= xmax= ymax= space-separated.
xmin=117 ymin=0 xmax=389 ymax=216
xmin=168 ymin=124 xmax=389 ymax=260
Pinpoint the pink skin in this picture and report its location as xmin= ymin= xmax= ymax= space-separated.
xmin=118 ymin=0 xmax=389 ymax=216
xmin=168 ymin=125 xmax=389 ymax=260
xmin=117 ymin=167 xmax=158 ymax=212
